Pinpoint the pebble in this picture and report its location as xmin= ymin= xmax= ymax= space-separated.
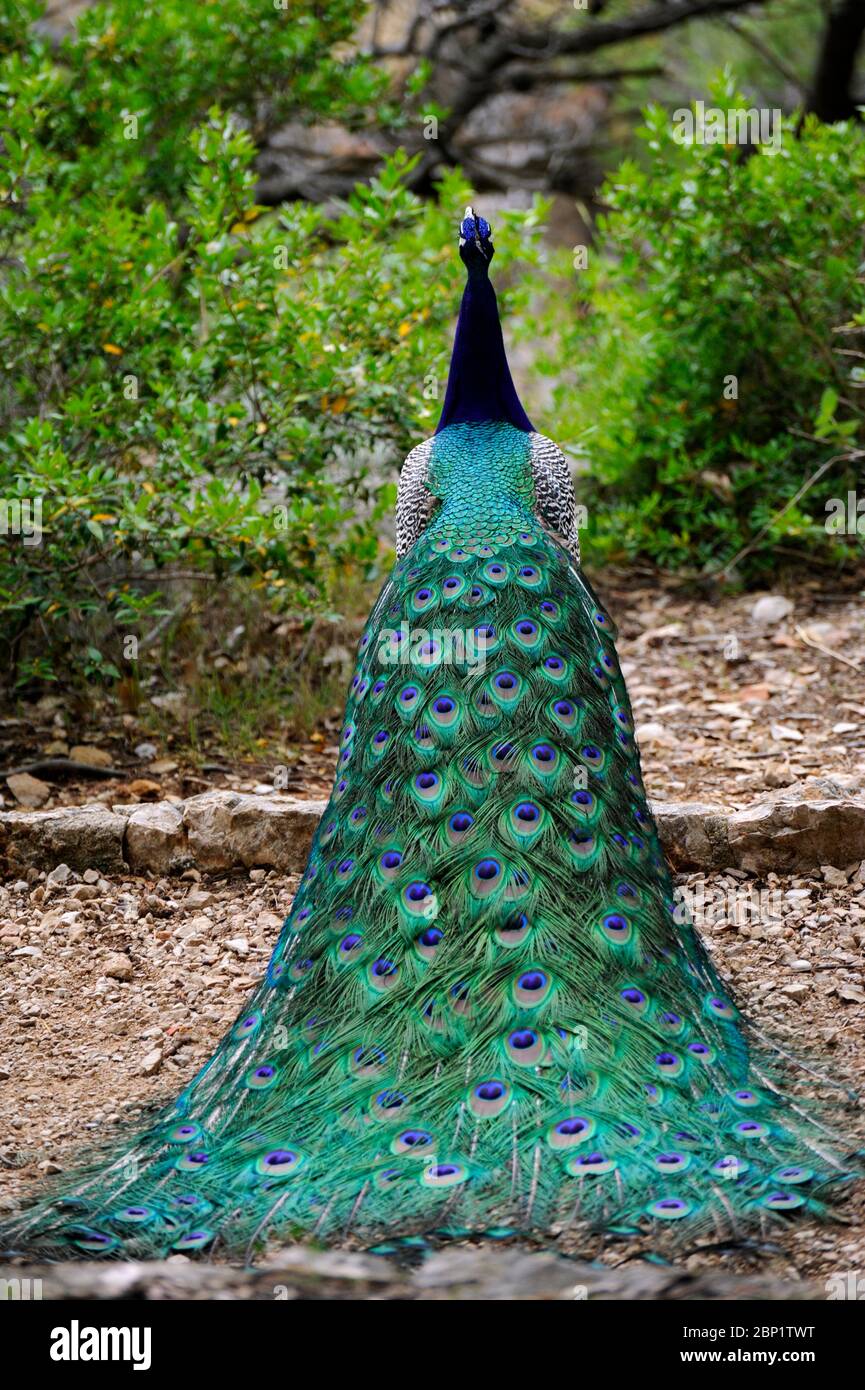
xmin=178 ymin=915 xmax=213 ymax=936
xmin=104 ymin=953 xmax=134 ymax=982
xmin=183 ymin=890 xmax=214 ymax=910
xmin=821 ymin=865 xmax=849 ymax=888
xmin=6 ymin=772 xmax=51 ymax=808
xmin=69 ymin=745 xmax=113 ymax=768
xmin=69 ymin=884 xmax=100 ymax=901
xmin=750 ymin=594 xmax=794 ymax=624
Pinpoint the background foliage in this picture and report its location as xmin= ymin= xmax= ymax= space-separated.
xmin=539 ymin=79 xmax=865 ymax=579
xmin=0 ymin=0 xmax=543 ymax=693
xmin=1 ymin=2 xmax=863 ymax=720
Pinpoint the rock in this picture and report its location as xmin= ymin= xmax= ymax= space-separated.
xmin=142 ymin=894 xmax=170 ymax=916
xmin=821 ymin=864 xmax=849 ymax=887
xmin=183 ymin=889 xmax=214 ymax=910
xmin=762 ymin=764 xmax=794 ymax=789
xmin=104 ymin=953 xmax=133 ymax=982
xmin=182 ymin=791 xmax=325 ymax=874
xmin=69 ymin=744 xmax=114 ymax=768
xmin=134 ymin=742 xmax=158 ymax=761
xmin=769 ymin=722 xmax=803 ymax=742
xmin=127 ymin=778 xmax=163 ymax=800
xmin=225 ymin=937 xmax=249 ymax=955
xmin=835 ymin=982 xmax=865 ymax=1004
xmin=6 ymin=772 xmax=51 ymax=808
xmin=175 ymin=915 xmax=213 ymax=940
xmin=780 ymin=981 xmax=810 ymax=997
xmin=124 ymin=801 xmax=186 ymax=875
xmin=46 ymin=863 xmax=72 ymax=886
xmin=0 ymin=805 xmax=127 ymax=874
xmin=82 ymin=869 xmax=100 ymax=884
xmin=141 ymin=1048 xmax=163 ymax=1076
xmin=726 ymin=793 xmax=865 ymax=874
xmin=69 ymin=883 xmax=99 ymax=901
xmin=751 ymin=594 xmax=794 ymax=625
xmin=653 ymin=802 xmax=729 ymax=871
xmin=149 ymin=693 xmax=186 ymax=717
xmin=0 ymin=1242 xmax=822 ymax=1302
xmin=636 ymin=722 xmax=675 ymax=748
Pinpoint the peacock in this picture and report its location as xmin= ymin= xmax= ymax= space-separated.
xmin=4 ymin=210 xmax=858 ymax=1263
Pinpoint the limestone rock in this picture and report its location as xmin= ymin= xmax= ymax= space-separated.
xmin=653 ymin=801 xmax=729 ymax=871
xmin=181 ymin=791 xmax=325 ymax=874
xmin=750 ymin=594 xmax=794 ymax=625
xmin=726 ymin=794 xmax=865 ymax=874
xmin=124 ymin=801 xmax=186 ymax=875
xmin=140 ymin=1048 xmax=163 ymax=1076
xmin=69 ymin=744 xmax=114 ymax=768
xmin=0 ymin=804 xmax=128 ymax=874
xmin=6 ymin=772 xmax=51 ymax=808
xmin=104 ymin=952 xmax=133 ymax=982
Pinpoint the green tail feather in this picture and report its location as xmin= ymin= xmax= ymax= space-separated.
xmin=3 ymin=422 xmax=857 ymax=1260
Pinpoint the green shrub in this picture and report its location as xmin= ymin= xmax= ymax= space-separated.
xmin=0 ymin=1 xmax=545 ymax=691
xmin=542 ymin=77 xmax=865 ymax=581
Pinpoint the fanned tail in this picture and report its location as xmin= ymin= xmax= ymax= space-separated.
xmin=3 ymin=519 xmax=859 ymax=1261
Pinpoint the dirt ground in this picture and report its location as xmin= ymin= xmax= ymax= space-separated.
xmin=2 ymin=575 xmax=865 ymax=813
xmin=1 ymin=577 xmax=865 ymax=1292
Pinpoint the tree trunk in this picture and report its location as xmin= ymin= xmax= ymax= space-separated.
xmin=806 ymin=0 xmax=865 ymax=123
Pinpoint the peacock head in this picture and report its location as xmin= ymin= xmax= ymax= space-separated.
xmin=459 ymin=205 xmax=494 ymax=276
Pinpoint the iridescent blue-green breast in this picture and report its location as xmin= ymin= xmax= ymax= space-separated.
xmin=425 ymin=421 xmax=536 ymax=545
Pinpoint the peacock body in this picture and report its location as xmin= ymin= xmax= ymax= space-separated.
xmin=4 ymin=213 xmax=855 ymax=1262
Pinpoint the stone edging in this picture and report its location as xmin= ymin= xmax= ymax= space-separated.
xmin=1 ymin=787 xmax=864 ymax=879
xmin=0 ymin=1247 xmax=822 ymax=1301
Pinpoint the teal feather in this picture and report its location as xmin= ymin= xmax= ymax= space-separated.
xmin=2 ymin=418 xmax=857 ymax=1262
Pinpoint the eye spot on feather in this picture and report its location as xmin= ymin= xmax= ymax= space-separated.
xmin=505 ymin=1027 xmax=546 ymax=1065
xmin=392 ymin=1128 xmax=434 ymax=1156
xmin=646 ymin=1196 xmax=692 ymax=1220
xmin=565 ymin=1152 xmax=617 ymax=1177
xmin=469 ymin=1079 xmax=512 ymax=1118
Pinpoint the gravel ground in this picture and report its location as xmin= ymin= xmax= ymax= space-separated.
xmin=1 ymin=857 xmax=863 ymax=1290
xmin=3 ymin=581 xmax=864 ymax=815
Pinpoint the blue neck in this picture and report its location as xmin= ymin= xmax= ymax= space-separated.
xmin=435 ymin=269 xmax=533 ymax=433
